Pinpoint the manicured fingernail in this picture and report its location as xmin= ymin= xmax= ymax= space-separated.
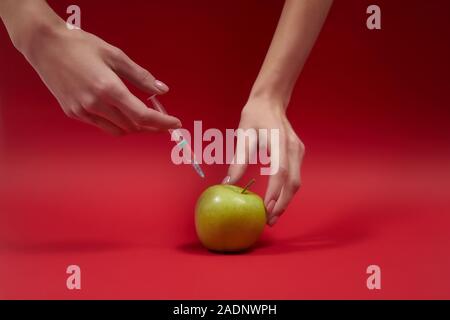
xmin=268 ymin=215 xmax=279 ymax=226
xmin=154 ymin=80 xmax=169 ymax=93
xmin=222 ymin=176 xmax=231 ymax=184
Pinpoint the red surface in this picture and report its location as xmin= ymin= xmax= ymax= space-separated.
xmin=1 ymin=0 xmax=450 ymax=299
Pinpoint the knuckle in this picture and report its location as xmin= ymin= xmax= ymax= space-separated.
xmin=93 ymin=78 xmax=117 ymax=96
xmin=107 ymin=46 xmax=125 ymax=60
xmin=80 ymin=95 xmax=99 ymax=108
xmin=278 ymin=166 xmax=288 ymax=178
xmin=288 ymin=136 xmax=301 ymax=149
xmin=134 ymin=111 xmax=150 ymax=125
xmin=137 ymin=69 xmax=153 ymax=83
xmin=72 ymin=105 xmax=86 ymax=118
xmin=82 ymin=103 xmax=97 ymax=113
xmin=298 ymin=140 xmax=306 ymax=153
xmin=289 ymin=136 xmax=301 ymax=145
xmin=290 ymin=179 xmax=301 ymax=192
xmin=289 ymin=137 xmax=305 ymax=155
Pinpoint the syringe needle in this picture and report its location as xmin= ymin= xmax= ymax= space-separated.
xmin=147 ymin=95 xmax=205 ymax=178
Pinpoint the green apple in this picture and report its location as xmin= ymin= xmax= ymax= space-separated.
xmin=195 ymin=182 xmax=266 ymax=252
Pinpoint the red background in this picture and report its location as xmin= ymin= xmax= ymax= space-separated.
xmin=1 ymin=0 xmax=449 ymax=299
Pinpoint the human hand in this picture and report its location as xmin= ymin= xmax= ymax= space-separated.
xmin=19 ymin=20 xmax=181 ymax=135
xmin=223 ymin=97 xmax=305 ymax=226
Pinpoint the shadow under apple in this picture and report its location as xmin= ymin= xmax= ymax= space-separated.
xmin=177 ymin=201 xmax=411 ymax=256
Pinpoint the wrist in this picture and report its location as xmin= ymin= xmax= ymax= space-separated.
xmin=243 ymin=94 xmax=287 ymax=117
xmin=247 ymin=87 xmax=289 ymax=112
xmin=248 ymin=78 xmax=293 ymax=111
xmin=4 ymin=1 xmax=65 ymax=55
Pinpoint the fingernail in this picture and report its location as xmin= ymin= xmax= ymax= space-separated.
xmin=222 ymin=176 xmax=231 ymax=184
xmin=154 ymin=80 xmax=169 ymax=93
xmin=175 ymin=121 xmax=182 ymax=128
xmin=268 ymin=215 xmax=279 ymax=226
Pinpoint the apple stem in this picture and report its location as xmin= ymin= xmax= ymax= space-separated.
xmin=241 ymin=178 xmax=255 ymax=194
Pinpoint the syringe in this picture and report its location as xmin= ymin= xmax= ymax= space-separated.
xmin=147 ymin=95 xmax=205 ymax=178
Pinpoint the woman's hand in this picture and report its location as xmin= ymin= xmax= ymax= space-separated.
xmin=223 ymin=0 xmax=332 ymax=226
xmin=0 ymin=0 xmax=181 ymax=136
xmin=224 ymin=97 xmax=305 ymax=226
xmin=23 ymin=26 xmax=181 ymax=135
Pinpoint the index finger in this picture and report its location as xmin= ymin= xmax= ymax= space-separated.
xmin=108 ymin=82 xmax=182 ymax=130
